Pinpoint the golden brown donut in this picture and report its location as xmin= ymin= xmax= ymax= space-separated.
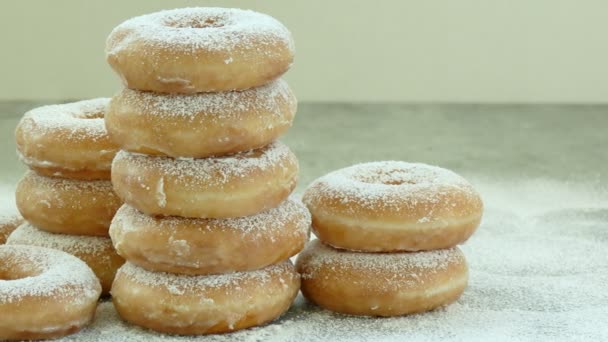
xmin=0 ymin=212 xmax=23 ymax=245
xmin=106 ymin=79 xmax=296 ymax=158
xmin=110 ymin=197 xmax=310 ymax=275
xmin=7 ymin=223 xmax=125 ymax=295
xmin=296 ymin=240 xmax=468 ymax=316
xmin=15 ymin=98 xmax=119 ymax=180
xmin=106 ymin=7 xmax=294 ymax=93
xmin=112 ymin=141 xmax=298 ymax=218
xmin=15 ymin=171 xmax=122 ymax=236
xmin=0 ymin=245 xmax=101 ymax=340
xmin=303 ymin=161 xmax=483 ymax=252
xmin=112 ymin=261 xmax=299 ymax=335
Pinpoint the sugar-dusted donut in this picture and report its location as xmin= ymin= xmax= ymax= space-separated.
xmin=0 ymin=245 xmax=101 ymax=340
xmin=296 ymin=240 xmax=468 ymax=316
xmin=15 ymin=171 xmax=122 ymax=236
xmin=110 ymin=197 xmax=310 ymax=275
xmin=106 ymin=7 xmax=294 ymax=93
xmin=0 ymin=212 xmax=23 ymax=245
xmin=303 ymin=161 xmax=483 ymax=252
xmin=7 ymin=223 xmax=124 ymax=294
xmin=112 ymin=261 xmax=299 ymax=335
xmin=15 ymin=98 xmax=118 ymax=180
xmin=112 ymin=141 xmax=298 ymax=218
xmin=106 ymin=79 xmax=296 ymax=158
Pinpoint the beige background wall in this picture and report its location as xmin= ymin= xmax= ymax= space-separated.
xmin=1 ymin=0 xmax=607 ymax=103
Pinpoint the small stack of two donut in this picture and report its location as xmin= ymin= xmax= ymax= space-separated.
xmin=296 ymin=161 xmax=484 ymax=316
xmin=11 ymin=100 xmax=125 ymax=295
xmin=103 ymin=8 xmax=310 ymax=335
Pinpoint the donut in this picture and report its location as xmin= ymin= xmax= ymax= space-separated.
xmin=303 ymin=161 xmax=483 ymax=252
xmin=112 ymin=261 xmax=299 ymax=335
xmin=15 ymin=171 xmax=122 ymax=236
xmin=296 ymin=240 xmax=468 ymax=316
xmin=106 ymin=79 xmax=296 ymax=158
xmin=106 ymin=7 xmax=294 ymax=93
xmin=15 ymin=98 xmax=118 ymax=180
xmin=112 ymin=141 xmax=298 ymax=218
xmin=7 ymin=223 xmax=125 ymax=295
xmin=0 ymin=245 xmax=101 ymax=340
xmin=110 ymin=197 xmax=310 ymax=275
xmin=0 ymin=212 xmax=23 ymax=245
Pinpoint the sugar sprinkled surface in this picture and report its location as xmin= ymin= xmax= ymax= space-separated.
xmin=113 ymin=141 xmax=296 ymax=187
xmin=52 ymin=177 xmax=608 ymax=341
xmin=106 ymin=7 xmax=294 ymax=56
xmin=16 ymin=98 xmax=110 ymax=142
xmin=0 ymin=245 xmax=100 ymax=304
xmin=115 ymin=78 xmax=294 ymax=119
xmin=113 ymin=196 xmax=310 ymax=239
xmin=7 ymin=223 xmax=112 ymax=257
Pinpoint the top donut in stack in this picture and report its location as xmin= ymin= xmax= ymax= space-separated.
xmin=103 ymin=8 xmax=309 ymax=335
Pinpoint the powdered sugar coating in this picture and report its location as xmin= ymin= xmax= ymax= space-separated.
xmin=106 ymin=7 xmax=294 ymax=56
xmin=115 ymin=78 xmax=294 ymax=119
xmin=113 ymin=141 xmax=296 ymax=188
xmin=304 ymin=161 xmax=481 ymax=214
xmin=113 ymin=196 xmax=310 ymax=239
xmin=19 ymin=170 xmax=115 ymax=209
xmin=17 ymin=98 xmax=110 ymax=142
xmin=298 ymin=240 xmax=464 ymax=284
xmin=119 ymin=261 xmax=294 ymax=293
xmin=0 ymin=245 xmax=100 ymax=304
xmin=7 ymin=223 xmax=112 ymax=257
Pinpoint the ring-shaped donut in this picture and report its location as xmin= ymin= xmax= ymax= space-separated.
xmin=110 ymin=197 xmax=310 ymax=275
xmin=303 ymin=161 xmax=483 ymax=252
xmin=106 ymin=79 xmax=296 ymax=158
xmin=15 ymin=99 xmax=118 ymax=180
xmin=15 ymin=171 xmax=121 ymax=236
xmin=111 ymin=141 xmax=298 ymax=218
xmin=111 ymin=261 xmax=299 ymax=335
xmin=296 ymin=240 xmax=468 ymax=316
xmin=0 ymin=245 xmax=101 ymax=340
xmin=106 ymin=7 xmax=294 ymax=93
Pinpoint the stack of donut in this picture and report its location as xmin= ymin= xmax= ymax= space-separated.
xmin=11 ymin=99 xmax=125 ymax=296
xmin=104 ymin=7 xmax=309 ymax=335
xmin=297 ymin=161 xmax=484 ymax=316
xmin=1 ymin=99 xmax=125 ymax=339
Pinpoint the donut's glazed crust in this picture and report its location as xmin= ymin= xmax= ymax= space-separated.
xmin=15 ymin=171 xmax=121 ymax=236
xmin=303 ymin=161 xmax=483 ymax=251
xmin=0 ymin=245 xmax=101 ymax=340
xmin=15 ymin=99 xmax=118 ymax=181
xmin=296 ymin=240 xmax=468 ymax=316
xmin=111 ymin=261 xmax=300 ymax=335
xmin=106 ymin=8 xmax=294 ymax=93
xmin=111 ymin=142 xmax=298 ymax=218
xmin=106 ymin=79 xmax=296 ymax=158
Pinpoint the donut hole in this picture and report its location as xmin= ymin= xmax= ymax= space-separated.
xmin=166 ymin=17 xmax=225 ymax=29
xmin=355 ymin=169 xmax=417 ymax=186
xmin=0 ymin=260 xmax=40 ymax=280
xmin=78 ymin=111 xmax=105 ymax=120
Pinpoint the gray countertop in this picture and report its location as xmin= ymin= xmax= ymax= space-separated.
xmin=1 ymin=102 xmax=607 ymax=341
